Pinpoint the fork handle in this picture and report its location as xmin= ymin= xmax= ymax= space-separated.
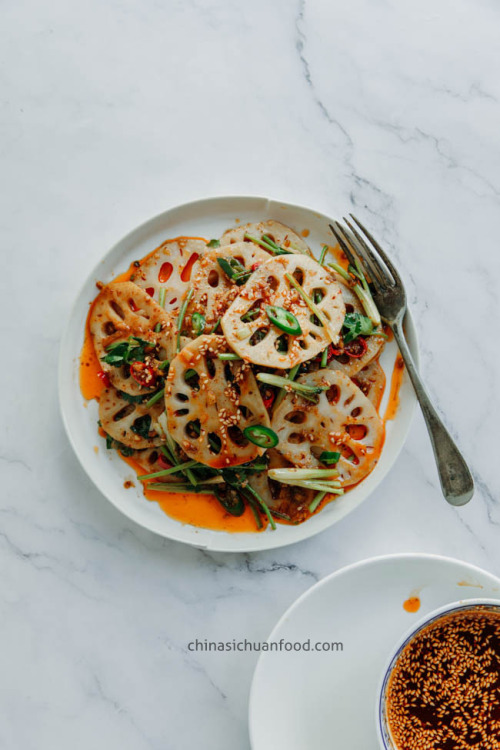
xmin=392 ymin=321 xmax=474 ymax=506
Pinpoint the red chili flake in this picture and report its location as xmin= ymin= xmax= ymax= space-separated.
xmin=261 ymin=386 xmax=275 ymax=412
xmin=344 ymin=337 xmax=368 ymax=358
xmin=251 ymin=263 xmax=262 ymax=272
xmin=130 ymin=361 xmax=156 ymax=387
xmin=157 ymin=454 xmax=172 ymax=471
xmin=97 ymin=371 xmax=111 ymax=387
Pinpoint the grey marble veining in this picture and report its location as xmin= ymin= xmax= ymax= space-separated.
xmin=1 ymin=0 xmax=500 ymax=747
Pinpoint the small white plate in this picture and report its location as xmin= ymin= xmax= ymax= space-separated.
xmin=59 ymin=196 xmax=418 ymax=552
xmin=249 ymin=553 xmax=500 ymax=749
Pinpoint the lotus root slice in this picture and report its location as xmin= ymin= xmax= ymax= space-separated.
xmin=271 ymin=370 xmax=384 ymax=485
xmin=221 ymin=254 xmax=345 ymax=368
xmin=165 ymin=335 xmax=271 ymax=468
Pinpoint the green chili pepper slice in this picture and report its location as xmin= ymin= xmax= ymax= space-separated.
xmin=213 ymin=485 xmax=245 ymax=516
xmin=243 ymin=425 xmax=279 ymax=449
xmin=192 ymin=312 xmax=206 ymax=336
xmin=265 ymin=305 xmax=302 ymax=336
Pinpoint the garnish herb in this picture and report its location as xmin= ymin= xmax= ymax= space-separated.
xmin=309 ymin=491 xmax=326 ymax=513
xmin=247 ymin=499 xmax=264 ymax=529
xmin=268 ymin=468 xmax=343 ymax=506
xmin=217 ymin=257 xmax=252 ymax=285
xmin=257 ymin=372 xmax=326 ymax=403
xmin=319 ymin=245 xmax=329 ymax=266
xmin=342 ymin=312 xmax=375 ymax=343
xmin=265 ymin=305 xmax=302 ymax=336
xmin=213 ymin=485 xmax=245 ymax=516
xmin=244 ymin=233 xmax=290 ymax=256
xmin=217 ymin=352 xmax=242 ymax=361
xmin=285 ymin=273 xmax=338 ymax=344
xmin=240 ymin=482 xmax=276 ymax=529
xmin=146 ymin=482 xmax=216 ymax=493
xmin=273 ymin=363 xmax=300 ymax=411
xmin=144 ymin=388 xmax=165 ymax=409
xmin=158 ymin=288 xmax=167 ymax=308
xmin=118 ymin=391 xmax=148 ymax=404
xmin=269 ymin=468 xmax=340 ymax=481
xmin=209 ymin=318 xmax=221 ymax=334
xmin=162 ymin=428 xmax=199 ymax=487
xmin=176 ymin=288 xmax=194 ymax=352
xmin=130 ymin=414 xmax=152 ymax=439
xmin=207 ymin=239 xmax=221 ymax=248
xmin=328 ymin=262 xmax=381 ymax=326
xmin=105 ymin=434 xmax=135 ymax=456
xmin=101 ymin=336 xmax=152 ymax=367
xmin=241 ymin=306 xmax=261 ymax=323
xmin=137 ymin=459 xmax=200 ymax=481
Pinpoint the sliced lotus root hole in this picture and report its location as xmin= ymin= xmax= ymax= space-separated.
xmin=227 ymin=426 xmax=248 ymax=448
xmin=208 ymin=433 xmax=222 ymax=454
xmin=183 ymin=368 xmax=200 ymax=390
xmin=271 ymin=370 xmax=384 ymax=486
xmin=208 ymin=270 xmax=219 ymax=288
xmin=220 ymin=220 xmax=312 ymax=256
xmin=239 ymin=405 xmax=254 ymax=419
xmin=165 ymin=335 xmax=271 ymax=468
xmin=131 ymin=238 xmax=207 ymax=310
xmin=284 ymin=410 xmax=307 ymax=424
xmin=89 ymin=281 xmax=180 ymax=396
xmin=293 ymin=267 xmax=304 ymax=285
xmin=268 ymin=275 xmax=279 ymax=291
xmin=288 ymin=432 xmax=306 ymax=444
xmin=249 ymin=327 xmax=270 ymax=347
xmin=159 ymin=262 xmax=173 ymax=284
xmin=185 ymin=242 xmax=270 ymax=331
xmin=99 ymin=387 xmax=164 ymax=449
xmin=274 ymin=334 xmax=289 ymax=353
xmin=221 ymin=255 xmax=345 ymax=369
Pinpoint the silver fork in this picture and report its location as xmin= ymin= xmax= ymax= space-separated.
xmin=329 ymin=215 xmax=474 ymax=507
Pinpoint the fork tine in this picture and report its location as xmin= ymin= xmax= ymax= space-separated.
xmin=342 ymin=217 xmax=390 ymax=287
xmin=332 ymin=220 xmax=386 ymax=290
xmin=349 ymin=214 xmax=402 ymax=285
xmin=328 ymin=223 xmax=358 ymax=269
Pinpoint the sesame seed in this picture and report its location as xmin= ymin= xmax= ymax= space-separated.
xmin=386 ymin=607 xmax=500 ymax=750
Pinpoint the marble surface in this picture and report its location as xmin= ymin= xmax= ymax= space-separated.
xmin=2 ymin=0 xmax=500 ymax=747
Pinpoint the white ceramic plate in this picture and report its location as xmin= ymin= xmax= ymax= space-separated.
xmin=249 ymin=553 xmax=500 ymax=749
xmin=59 ymin=196 xmax=418 ymax=552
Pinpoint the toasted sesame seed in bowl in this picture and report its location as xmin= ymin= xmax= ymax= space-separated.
xmin=377 ymin=599 xmax=500 ymax=750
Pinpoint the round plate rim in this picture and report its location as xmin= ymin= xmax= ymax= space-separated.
xmin=58 ymin=194 xmax=419 ymax=552
xmin=248 ymin=552 xmax=500 ymax=747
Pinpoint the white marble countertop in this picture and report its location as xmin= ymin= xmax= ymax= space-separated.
xmin=2 ymin=0 xmax=500 ymax=747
